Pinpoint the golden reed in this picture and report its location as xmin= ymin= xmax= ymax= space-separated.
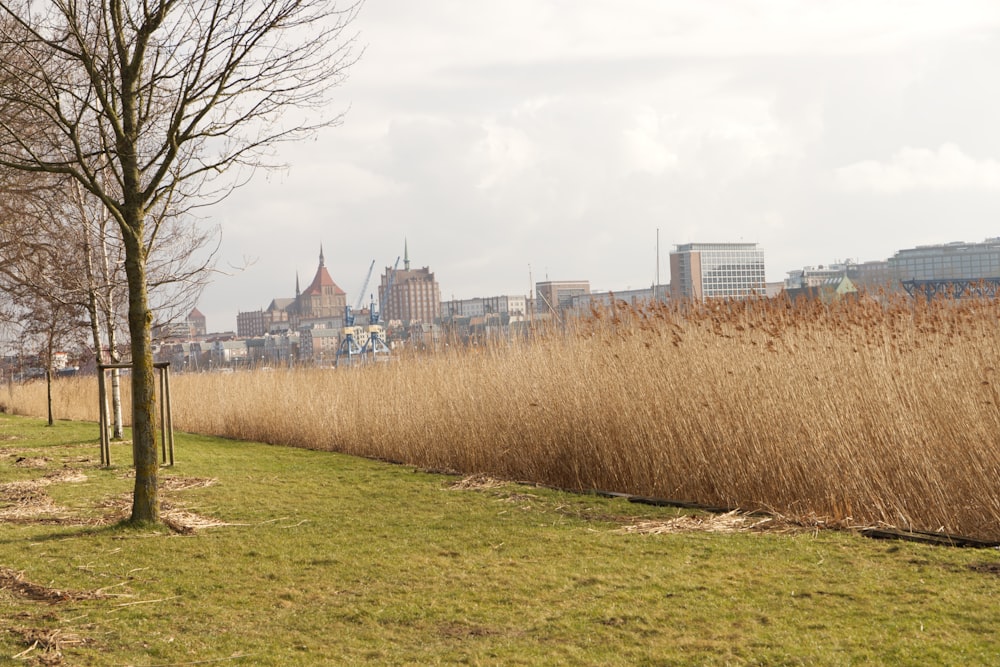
xmin=9 ymin=293 xmax=1000 ymax=540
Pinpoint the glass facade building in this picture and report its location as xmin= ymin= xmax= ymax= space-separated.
xmin=889 ymin=239 xmax=1000 ymax=281
xmin=669 ymin=243 xmax=766 ymax=301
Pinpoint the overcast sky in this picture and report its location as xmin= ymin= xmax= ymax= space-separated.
xmin=197 ymin=0 xmax=1000 ymax=331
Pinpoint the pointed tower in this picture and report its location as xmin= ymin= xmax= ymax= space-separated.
xmin=296 ymin=244 xmax=346 ymax=322
xmin=380 ymin=239 xmax=440 ymax=325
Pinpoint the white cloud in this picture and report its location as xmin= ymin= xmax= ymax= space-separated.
xmin=199 ymin=2 xmax=1000 ymax=331
xmin=834 ymin=143 xmax=1000 ymax=193
xmin=623 ymin=107 xmax=679 ymax=174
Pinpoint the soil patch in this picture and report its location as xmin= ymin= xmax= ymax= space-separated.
xmin=0 ymin=567 xmax=106 ymax=603
xmin=13 ymin=456 xmax=49 ymax=468
xmin=619 ymin=510 xmax=809 ymax=535
xmin=161 ymin=476 xmax=217 ymax=492
xmin=11 ymin=626 xmax=90 ymax=665
xmin=448 ymin=474 xmax=507 ymax=491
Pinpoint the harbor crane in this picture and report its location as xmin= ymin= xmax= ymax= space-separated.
xmin=336 ymin=257 xmax=398 ymax=367
xmin=335 ymin=260 xmax=375 ymax=367
xmin=358 ymin=256 xmax=399 ymax=362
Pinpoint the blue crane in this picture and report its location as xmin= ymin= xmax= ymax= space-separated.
xmin=335 ymin=260 xmax=375 ymax=367
xmin=359 ymin=256 xmax=400 ymax=362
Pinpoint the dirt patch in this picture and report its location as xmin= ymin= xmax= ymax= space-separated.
xmin=619 ymin=510 xmax=809 ymax=536
xmin=0 ymin=469 xmax=89 ymax=523
xmin=162 ymin=509 xmax=236 ymax=534
xmin=448 ymin=474 xmax=507 ymax=491
xmin=60 ymin=455 xmax=94 ymax=465
xmin=42 ymin=469 xmax=88 ymax=484
xmin=0 ymin=483 xmax=61 ymax=521
xmin=161 ymin=476 xmax=217 ymax=492
xmin=0 ymin=567 xmax=106 ymax=604
xmin=968 ymin=562 xmax=1000 ymax=576
xmin=13 ymin=457 xmax=49 ymax=468
xmin=11 ymin=626 xmax=90 ymax=665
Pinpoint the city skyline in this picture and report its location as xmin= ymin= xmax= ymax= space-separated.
xmin=196 ymin=1 xmax=1000 ymax=330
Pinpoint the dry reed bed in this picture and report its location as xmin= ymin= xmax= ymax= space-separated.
xmin=8 ymin=295 xmax=1000 ymax=540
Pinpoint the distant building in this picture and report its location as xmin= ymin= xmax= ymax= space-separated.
xmin=236 ymin=309 xmax=267 ymax=338
xmin=485 ymin=294 xmax=528 ymax=317
xmin=669 ymin=242 xmax=765 ymax=301
xmin=292 ymin=246 xmax=347 ymax=323
xmin=889 ymin=239 xmax=1000 ymax=282
xmin=380 ymin=243 xmax=441 ymax=325
xmin=211 ymin=339 xmax=248 ymax=364
xmin=889 ymin=238 xmax=1000 ymax=299
xmin=264 ymin=298 xmax=295 ymax=332
xmin=153 ymin=307 xmax=208 ymax=341
xmin=237 ymin=246 xmax=347 ymax=336
xmin=535 ymin=280 xmax=590 ymax=316
xmin=569 ymin=285 xmax=669 ymax=311
xmin=784 ymin=276 xmax=858 ymax=304
xmin=187 ymin=308 xmax=207 ymax=337
xmin=786 ymin=260 xmax=891 ymax=293
xmin=848 ymin=260 xmax=892 ymax=292
xmin=441 ymin=294 xmax=528 ymax=320
xmin=441 ymin=297 xmax=485 ymax=319
xmin=300 ymin=328 xmax=340 ymax=365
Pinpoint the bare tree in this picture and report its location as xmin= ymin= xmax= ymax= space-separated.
xmin=19 ymin=293 xmax=86 ymax=425
xmin=0 ymin=164 xmax=213 ymax=440
xmin=0 ymin=0 xmax=361 ymax=523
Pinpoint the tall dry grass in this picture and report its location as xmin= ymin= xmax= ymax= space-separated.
xmin=9 ymin=293 xmax=1000 ymax=540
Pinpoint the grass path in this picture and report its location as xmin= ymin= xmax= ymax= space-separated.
xmin=0 ymin=416 xmax=998 ymax=665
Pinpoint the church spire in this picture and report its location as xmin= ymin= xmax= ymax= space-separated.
xmin=404 ymin=238 xmax=410 ymax=271
xmin=319 ymin=244 xmax=325 ymax=268
xmin=295 ymin=271 xmax=300 ymax=297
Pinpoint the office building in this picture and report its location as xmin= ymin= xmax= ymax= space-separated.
xmin=889 ymin=239 xmax=1000 ymax=282
xmin=669 ymin=242 xmax=765 ymax=301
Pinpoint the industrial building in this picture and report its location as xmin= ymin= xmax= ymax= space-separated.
xmin=889 ymin=238 xmax=1000 ymax=299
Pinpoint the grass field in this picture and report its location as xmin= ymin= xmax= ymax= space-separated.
xmin=1 ymin=416 xmax=999 ymax=665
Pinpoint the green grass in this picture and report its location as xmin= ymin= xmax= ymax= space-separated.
xmin=0 ymin=416 xmax=998 ymax=665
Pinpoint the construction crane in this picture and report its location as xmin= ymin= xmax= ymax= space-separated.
xmin=335 ymin=260 xmax=375 ymax=367
xmin=359 ymin=256 xmax=400 ymax=363
xmin=353 ymin=260 xmax=375 ymax=313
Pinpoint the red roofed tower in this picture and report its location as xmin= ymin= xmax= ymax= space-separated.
xmin=186 ymin=308 xmax=207 ymax=337
xmin=294 ymin=245 xmax=347 ymax=323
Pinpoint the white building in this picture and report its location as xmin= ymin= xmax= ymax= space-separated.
xmin=670 ymin=242 xmax=765 ymax=301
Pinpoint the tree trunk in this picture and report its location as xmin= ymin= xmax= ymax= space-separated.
xmin=122 ymin=230 xmax=158 ymax=524
xmin=82 ymin=224 xmax=111 ymax=436
xmin=99 ymin=219 xmax=125 ymax=439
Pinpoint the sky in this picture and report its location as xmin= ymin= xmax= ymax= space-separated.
xmin=197 ymin=0 xmax=1000 ymax=332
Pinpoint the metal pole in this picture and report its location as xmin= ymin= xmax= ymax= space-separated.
xmin=164 ymin=364 xmax=174 ymax=466
xmin=159 ymin=365 xmax=166 ymax=464
xmin=97 ymin=366 xmax=110 ymax=466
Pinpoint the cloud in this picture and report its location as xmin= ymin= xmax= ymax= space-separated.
xmin=833 ymin=143 xmax=1000 ymax=193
